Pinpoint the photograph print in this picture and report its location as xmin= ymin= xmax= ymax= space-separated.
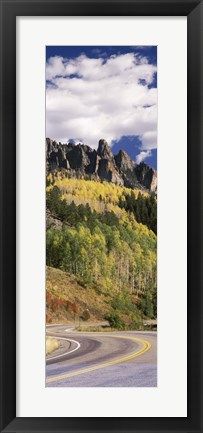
xmin=46 ymin=46 xmax=157 ymax=387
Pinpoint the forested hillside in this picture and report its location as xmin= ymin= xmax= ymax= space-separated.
xmin=46 ymin=176 xmax=157 ymax=326
xmin=47 ymin=175 xmax=157 ymax=233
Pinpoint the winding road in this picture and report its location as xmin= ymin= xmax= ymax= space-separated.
xmin=46 ymin=324 xmax=157 ymax=387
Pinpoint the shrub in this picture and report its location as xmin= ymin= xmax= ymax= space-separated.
xmin=111 ymin=292 xmax=137 ymax=313
xmin=80 ymin=309 xmax=90 ymax=321
xmin=139 ymin=292 xmax=154 ymax=318
xmin=104 ymin=312 xmax=125 ymax=330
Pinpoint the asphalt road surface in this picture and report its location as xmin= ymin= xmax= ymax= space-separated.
xmin=46 ymin=324 xmax=157 ymax=387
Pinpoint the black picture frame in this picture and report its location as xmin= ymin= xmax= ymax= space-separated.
xmin=0 ymin=0 xmax=202 ymax=432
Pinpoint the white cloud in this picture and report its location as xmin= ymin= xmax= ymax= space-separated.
xmin=136 ymin=150 xmax=152 ymax=164
xmin=46 ymin=52 xmax=157 ymax=150
xmin=46 ymin=56 xmax=65 ymax=80
xmin=141 ymin=130 xmax=157 ymax=150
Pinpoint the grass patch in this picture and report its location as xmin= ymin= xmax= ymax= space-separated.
xmin=46 ymin=336 xmax=60 ymax=355
xmin=76 ymin=326 xmax=114 ymax=332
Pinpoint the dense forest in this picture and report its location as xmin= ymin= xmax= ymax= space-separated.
xmin=46 ymin=176 xmax=157 ymax=324
xmin=47 ymin=175 xmax=157 ymax=234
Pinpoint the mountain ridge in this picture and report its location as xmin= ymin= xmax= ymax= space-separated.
xmin=46 ymin=138 xmax=157 ymax=192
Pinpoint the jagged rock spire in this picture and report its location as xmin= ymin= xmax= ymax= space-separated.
xmin=97 ymin=139 xmax=114 ymax=160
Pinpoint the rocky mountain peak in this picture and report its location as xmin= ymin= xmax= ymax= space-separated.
xmin=115 ymin=149 xmax=135 ymax=172
xmin=97 ymin=139 xmax=114 ymax=160
xmin=46 ymin=137 xmax=157 ymax=192
xmin=135 ymin=162 xmax=157 ymax=192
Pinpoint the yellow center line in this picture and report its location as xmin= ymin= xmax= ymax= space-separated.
xmin=46 ymin=335 xmax=151 ymax=384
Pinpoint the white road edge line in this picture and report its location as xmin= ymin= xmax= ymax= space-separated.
xmin=47 ymin=337 xmax=80 ymax=361
xmin=46 ymin=324 xmax=68 ymax=327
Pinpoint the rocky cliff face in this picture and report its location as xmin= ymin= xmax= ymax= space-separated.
xmin=46 ymin=138 xmax=157 ymax=192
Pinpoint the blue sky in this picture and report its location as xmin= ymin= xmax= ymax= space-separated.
xmin=46 ymin=46 xmax=157 ymax=169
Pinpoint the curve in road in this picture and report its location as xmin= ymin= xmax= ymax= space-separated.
xmin=46 ymin=326 xmax=157 ymax=387
xmin=46 ymin=335 xmax=151 ymax=384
